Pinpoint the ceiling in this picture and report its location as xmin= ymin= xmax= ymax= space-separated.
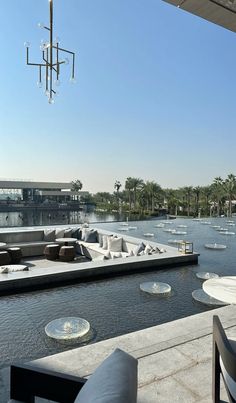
xmin=162 ymin=0 xmax=236 ymax=33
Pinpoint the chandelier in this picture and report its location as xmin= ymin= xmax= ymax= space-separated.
xmin=24 ymin=0 xmax=76 ymax=104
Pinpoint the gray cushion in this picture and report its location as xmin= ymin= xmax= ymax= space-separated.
xmin=102 ymin=235 xmax=113 ymax=250
xmin=75 ymin=348 xmax=138 ymax=403
xmin=84 ymin=230 xmax=98 ymax=243
xmin=55 ymin=228 xmax=65 ymax=238
xmin=71 ymin=227 xmax=80 ymax=239
xmin=133 ymin=242 xmax=145 ymax=256
xmin=108 ymin=236 xmax=123 ymax=252
xmin=44 ymin=229 xmax=55 ymax=242
xmin=98 ymin=233 xmax=103 ymax=247
xmin=220 ymin=339 xmax=236 ymax=400
xmin=64 ymin=228 xmax=73 ymax=238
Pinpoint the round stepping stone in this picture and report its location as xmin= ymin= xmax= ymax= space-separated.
xmin=45 ymin=317 xmax=90 ymax=340
xmin=196 ymin=272 xmax=219 ymax=280
xmin=140 ymin=282 xmax=171 ymax=294
xmin=205 ymin=244 xmax=227 ymax=250
xmin=192 ymin=289 xmax=227 ymax=306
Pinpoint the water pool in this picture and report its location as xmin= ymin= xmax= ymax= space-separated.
xmin=1 ymin=217 xmax=235 ymax=371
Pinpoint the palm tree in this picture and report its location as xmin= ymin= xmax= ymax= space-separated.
xmin=141 ymin=181 xmax=162 ymax=213
xmin=125 ymin=177 xmax=134 ymax=210
xmin=182 ymin=187 xmax=193 ymax=216
xmin=71 ymin=179 xmax=83 ymax=202
xmin=201 ymin=186 xmax=212 ymax=216
xmin=164 ymin=189 xmax=180 ymax=216
xmin=71 ymin=179 xmax=83 ymax=191
xmin=211 ymin=177 xmax=224 ymax=216
xmin=223 ymin=174 xmax=236 ymax=217
xmin=114 ymin=180 xmax=122 ymax=207
xmin=114 ymin=181 xmax=122 ymax=193
xmin=132 ymin=178 xmax=144 ymax=209
xmin=193 ymin=186 xmax=201 ymax=216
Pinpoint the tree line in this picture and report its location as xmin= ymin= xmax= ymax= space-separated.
xmin=73 ymin=174 xmax=236 ymax=217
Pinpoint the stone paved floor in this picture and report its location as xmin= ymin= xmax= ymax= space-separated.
xmin=5 ymin=304 xmax=235 ymax=403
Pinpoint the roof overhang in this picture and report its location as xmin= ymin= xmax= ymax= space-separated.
xmin=162 ymin=0 xmax=236 ymax=33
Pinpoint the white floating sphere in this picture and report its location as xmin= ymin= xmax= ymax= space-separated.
xmin=140 ymin=282 xmax=171 ymax=294
xmin=196 ymin=272 xmax=219 ymax=280
xmin=45 ymin=317 xmax=90 ymax=340
xmin=192 ymin=289 xmax=227 ymax=306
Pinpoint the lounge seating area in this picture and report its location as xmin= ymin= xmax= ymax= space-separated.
xmin=0 ymin=225 xmax=199 ymax=295
xmin=0 ymin=226 xmax=166 ymax=261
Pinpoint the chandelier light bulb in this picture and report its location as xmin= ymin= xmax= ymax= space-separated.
xmin=45 ymin=90 xmax=50 ymax=97
xmin=24 ymin=42 xmax=30 ymax=48
xmin=54 ymin=79 xmax=60 ymax=86
xmin=55 ymin=36 xmax=60 ymax=44
xmin=64 ymin=58 xmax=69 ymax=65
xmin=48 ymin=97 xmax=55 ymax=104
xmin=37 ymin=81 xmax=43 ymax=88
xmin=70 ymin=77 xmax=76 ymax=84
xmin=38 ymin=22 xmax=45 ymax=29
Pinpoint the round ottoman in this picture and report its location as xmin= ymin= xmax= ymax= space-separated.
xmin=0 ymin=251 xmax=11 ymax=266
xmin=44 ymin=244 xmax=60 ymax=261
xmin=7 ymin=247 xmax=22 ymax=264
xmin=59 ymin=246 xmax=75 ymax=262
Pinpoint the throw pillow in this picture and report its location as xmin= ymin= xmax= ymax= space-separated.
xmin=64 ymin=228 xmax=73 ymax=238
xmin=151 ymin=246 xmax=161 ymax=254
xmin=112 ymin=252 xmax=122 ymax=259
xmin=104 ymin=251 xmax=111 ymax=260
xmin=0 ymin=267 xmax=8 ymax=273
xmin=108 ymin=236 xmax=123 ymax=252
xmin=71 ymin=227 xmax=80 ymax=239
xmin=133 ymin=242 xmax=145 ymax=256
xmin=84 ymin=230 xmax=98 ymax=243
xmin=144 ymin=244 xmax=153 ymax=255
xmin=75 ymin=348 xmax=138 ymax=403
xmin=98 ymin=233 xmax=103 ymax=248
xmin=44 ymin=229 xmax=55 ymax=242
xmin=55 ymin=228 xmax=65 ymax=239
xmin=102 ymin=235 xmax=108 ymax=249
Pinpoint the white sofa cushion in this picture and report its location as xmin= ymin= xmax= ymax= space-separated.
xmin=108 ymin=236 xmax=123 ymax=252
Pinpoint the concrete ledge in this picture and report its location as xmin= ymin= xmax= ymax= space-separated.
xmin=29 ymin=305 xmax=236 ymax=402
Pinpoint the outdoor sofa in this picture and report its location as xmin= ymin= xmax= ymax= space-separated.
xmin=10 ymin=348 xmax=138 ymax=403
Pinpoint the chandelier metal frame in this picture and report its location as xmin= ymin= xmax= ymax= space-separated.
xmin=24 ymin=0 xmax=76 ymax=104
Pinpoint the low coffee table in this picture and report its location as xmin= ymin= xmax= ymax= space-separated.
xmin=55 ymin=237 xmax=77 ymax=246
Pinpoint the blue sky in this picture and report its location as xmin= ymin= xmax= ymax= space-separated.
xmin=1 ymin=0 xmax=236 ymax=193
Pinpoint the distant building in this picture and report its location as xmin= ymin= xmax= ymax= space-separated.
xmin=0 ymin=180 xmax=88 ymax=204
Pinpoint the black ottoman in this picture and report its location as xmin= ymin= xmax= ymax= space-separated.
xmin=44 ymin=244 xmax=60 ymax=261
xmin=59 ymin=246 xmax=75 ymax=262
xmin=7 ymin=247 xmax=22 ymax=264
xmin=0 ymin=251 xmax=11 ymax=266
